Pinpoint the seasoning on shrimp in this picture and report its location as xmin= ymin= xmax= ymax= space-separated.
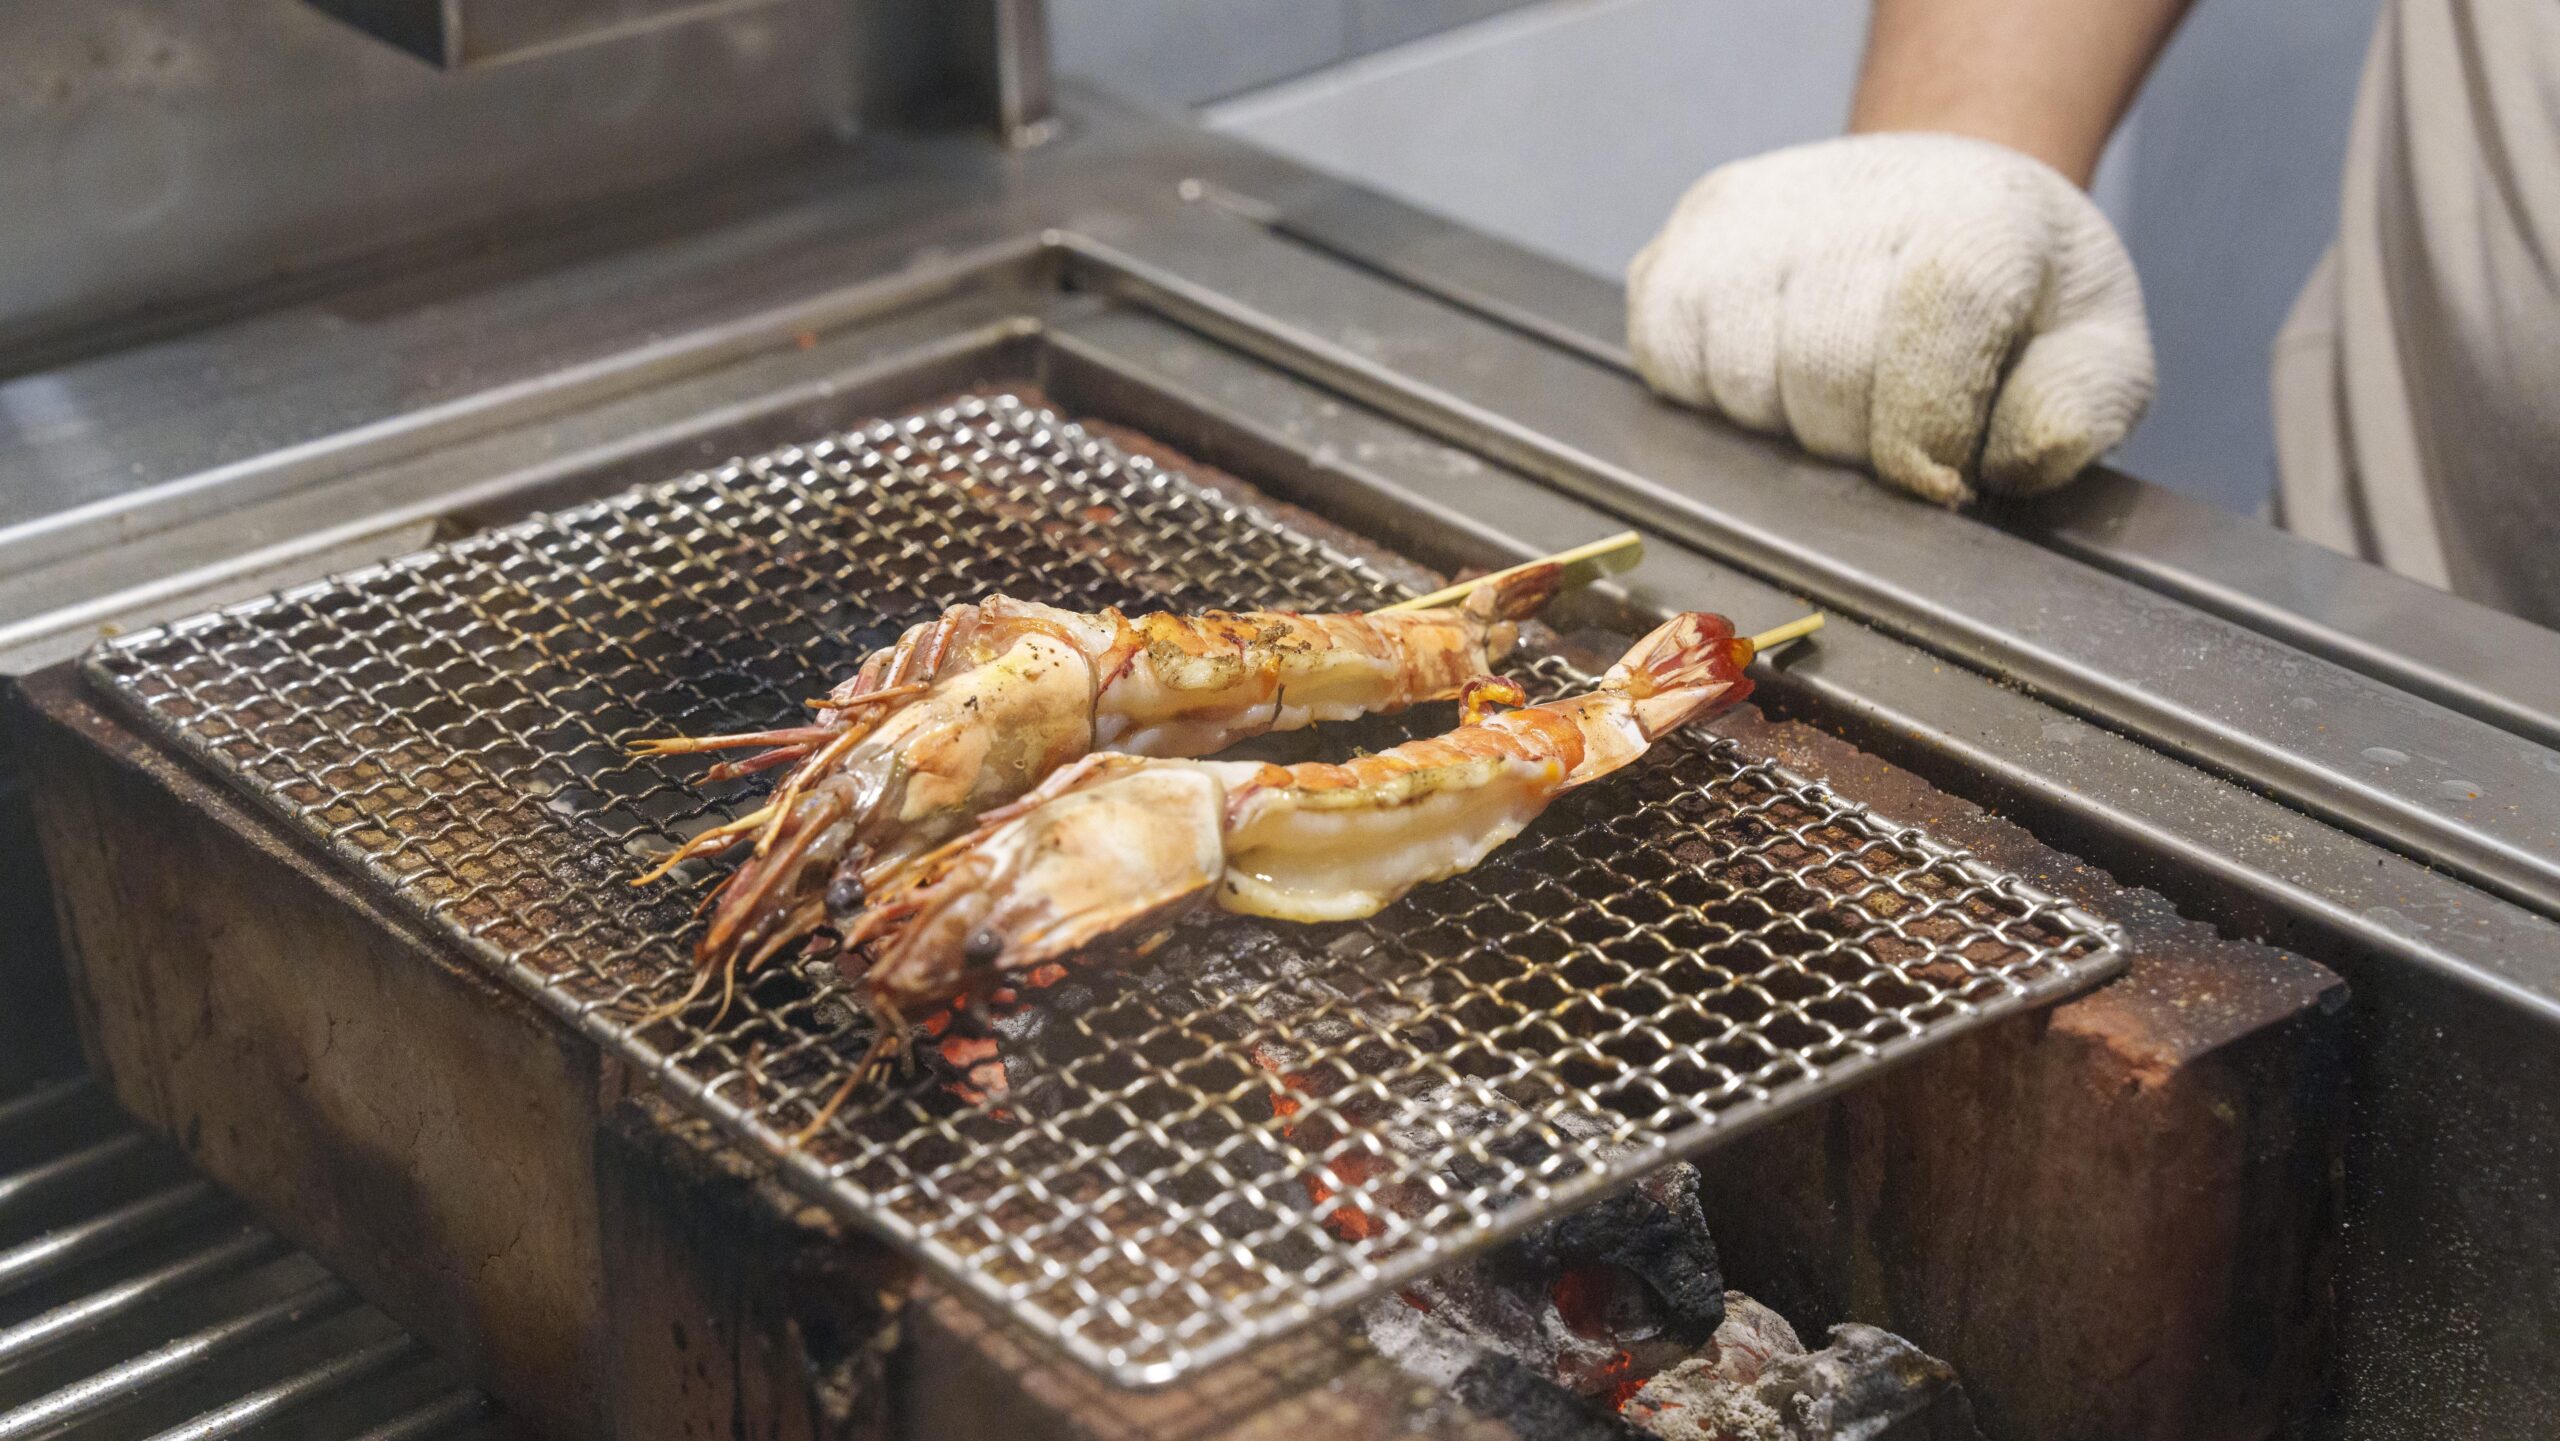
xmin=631 ymin=565 xmax=1562 ymax=986
xmin=840 ymin=611 xmax=1758 ymax=1073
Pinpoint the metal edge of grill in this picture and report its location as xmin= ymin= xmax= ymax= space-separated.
xmin=73 ymin=392 xmax=2128 ymax=1387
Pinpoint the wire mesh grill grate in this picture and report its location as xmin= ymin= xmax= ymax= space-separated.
xmin=85 ymin=393 xmax=2123 ymax=1386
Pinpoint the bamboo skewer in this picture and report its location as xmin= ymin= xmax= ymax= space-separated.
xmin=1746 ymin=613 xmax=1825 ymax=656
xmin=1372 ymin=531 xmax=1822 ymax=665
xmin=1375 ymin=531 xmax=1645 ymax=614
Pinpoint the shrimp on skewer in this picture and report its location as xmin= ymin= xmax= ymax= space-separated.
xmin=842 ymin=611 xmax=1761 ymax=1064
xmin=635 ymin=565 xmax=1563 ymax=985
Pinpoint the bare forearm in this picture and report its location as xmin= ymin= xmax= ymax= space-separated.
xmin=1849 ymin=0 xmax=2195 ymax=185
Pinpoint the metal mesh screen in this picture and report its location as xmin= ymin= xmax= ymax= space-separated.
xmin=84 ymin=393 xmax=2122 ymax=1387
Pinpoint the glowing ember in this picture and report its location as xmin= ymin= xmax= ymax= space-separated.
xmin=1250 ymin=1046 xmax=1390 ymax=1242
xmin=1550 ymin=1264 xmax=1638 ymax=1341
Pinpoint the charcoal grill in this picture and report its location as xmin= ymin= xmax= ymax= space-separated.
xmin=81 ymin=393 xmax=2119 ymax=1384
xmin=7 ymin=4 xmax=2560 ymax=1436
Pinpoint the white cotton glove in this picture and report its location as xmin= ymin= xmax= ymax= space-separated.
xmin=1628 ymin=133 xmax=2154 ymax=504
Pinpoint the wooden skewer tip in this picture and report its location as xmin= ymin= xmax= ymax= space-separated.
xmin=1746 ymin=613 xmax=1825 ymax=654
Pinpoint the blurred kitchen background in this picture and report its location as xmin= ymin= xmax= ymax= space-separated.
xmin=1053 ymin=0 xmax=2384 ymax=517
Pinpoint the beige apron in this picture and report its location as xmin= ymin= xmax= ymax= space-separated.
xmin=2272 ymin=0 xmax=2560 ymax=626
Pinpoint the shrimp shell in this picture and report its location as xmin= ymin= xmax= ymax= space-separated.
xmin=852 ymin=612 xmax=1755 ymax=1025
xmin=639 ymin=565 xmax=1561 ymax=980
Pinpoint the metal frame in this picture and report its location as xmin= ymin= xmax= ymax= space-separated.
xmin=302 ymin=0 xmax=800 ymax=70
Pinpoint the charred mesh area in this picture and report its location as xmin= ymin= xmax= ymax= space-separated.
xmin=80 ymin=392 xmax=2121 ymax=1384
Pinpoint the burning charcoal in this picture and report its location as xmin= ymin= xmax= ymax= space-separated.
xmin=909 ymin=966 xmax=1104 ymax=1110
xmin=1450 ymin=1353 xmax=1648 ymax=1441
xmin=1620 ymin=1294 xmax=1802 ymax=1440
xmin=1749 ymin=1325 xmax=1980 ymax=1441
xmin=1685 ymin=1292 xmax=1803 ymax=1387
xmin=1522 ymin=1167 xmax=1726 ymax=1339
xmin=918 ymin=913 xmax=1734 ymax=1415
xmin=1360 ymin=1162 xmax=1724 ymax=1423
xmin=1621 ymin=1297 xmax=1982 ymax=1441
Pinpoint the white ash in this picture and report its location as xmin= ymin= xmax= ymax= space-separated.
xmin=1619 ymin=1294 xmax=1801 ymax=1441
xmin=1623 ymin=1304 xmax=1983 ymax=1441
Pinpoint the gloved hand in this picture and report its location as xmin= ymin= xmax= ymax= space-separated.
xmin=1628 ymin=133 xmax=2154 ymax=504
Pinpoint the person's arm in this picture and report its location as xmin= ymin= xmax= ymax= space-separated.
xmin=1851 ymin=0 xmax=2196 ymax=185
xmin=1626 ymin=1 xmax=2193 ymax=503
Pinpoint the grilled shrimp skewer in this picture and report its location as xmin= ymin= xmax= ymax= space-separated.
xmin=845 ymin=611 xmax=1760 ymax=1052
xmin=636 ymin=566 xmax=1561 ymax=982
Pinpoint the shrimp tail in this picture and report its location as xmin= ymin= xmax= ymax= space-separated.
xmin=1606 ymin=611 xmax=1757 ymax=736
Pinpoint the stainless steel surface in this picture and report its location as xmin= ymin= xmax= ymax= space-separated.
xmin=0 ymin=1085 xmax=93 ymax=1142
xmin=2006 ymin=471 xmax=2560 ymax=751
xmin=0 ymin=289 xmax=1051 ymax=675
xmin=1190 ymin=178 xmax=1633 ymax=370
xmin=0 ymin=1077 xmax=490 ymax=1440
xmin=0 ymin=213 xmax=1049 ymax=581
xmin=976 ymin=0 xmax=1059 ymax=145
xmin=844 ymin=0 xmax=1056 ymax=140
xmin=0 ymin=1136 xmax=150 ymax=1214
xmin=305 ymin=0 xmax=795 ymax=69
xmin=83 ymin=392 xmax=2122 ymax=1385
xmin=0 ymin=1233 xmax=285 ymax=1368
xmin=10 ymin=88 xmax=2555 ymax=931
xmin=344 ymin=1390 xmax=492 ymax=1441
xmin=0 ymin=0 xmax=860 ymax=358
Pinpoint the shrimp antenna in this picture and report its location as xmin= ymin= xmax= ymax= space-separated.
xmin=791 ymin=1002 xmax=906 ymax=1147
xmin=632 ymin=964 xmax=717 ymax=1031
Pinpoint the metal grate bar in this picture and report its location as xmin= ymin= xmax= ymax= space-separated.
xmin=0 ymin=1070 xmax=490 ymax=1439
xmin=85 ymin=393 xmax=2123 ymax=1386
xmin=0 ymin=1183 xmax=218 ymax=1299
xmin=0 ymin=1228 xmax=285 ymax=1370
xmin=135 ymin=1331 xmax=429 ymax=1441
xmin=0 ymin=1278 xmax=354 ymax=1440
xmin=0 ymin=1082 xmax=95 ymax=1141
xmin=343 ymin=1388 xmax=491 ymax=1441
xmin=0 ymin=1134 xmax=151 ymax=1218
